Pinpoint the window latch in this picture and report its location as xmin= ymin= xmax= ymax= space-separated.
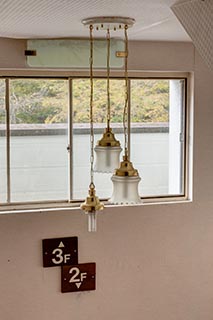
xmin=179 ymin=132 xmax=184 ymax=142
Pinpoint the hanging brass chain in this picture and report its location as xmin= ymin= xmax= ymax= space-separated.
xmin=106 ymin=28 xmax=111 ymax=130
xmin=123 ymin=24 xmax=129 ymax=158
xmin=89 ymin=24 xmax=94 ymax=187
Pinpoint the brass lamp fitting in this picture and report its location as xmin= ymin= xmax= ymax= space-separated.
xmin=80 ymin=184 xmax=104 ymax=213
xmin=114 ymin=155 xmax=139 ymax=177
xmin=96 ymin=127 xmax=121 ymax=147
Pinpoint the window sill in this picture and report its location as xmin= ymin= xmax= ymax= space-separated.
xmin=0 ymin=196 xmax=192 ymax=215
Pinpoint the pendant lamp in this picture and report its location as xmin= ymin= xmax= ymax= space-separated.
xmin=82 ymin=17 xmax=135 ymax=174
xmin=109 ymin=23 xmax=142 ymax=205
xmin=94 ymin=24 xmax=122 ymax=173
xmin=80 ymin=24 xmax=104 ymax=232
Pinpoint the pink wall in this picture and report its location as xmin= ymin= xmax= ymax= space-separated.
xmin=0 ymin=40 xmax=213 ymax=320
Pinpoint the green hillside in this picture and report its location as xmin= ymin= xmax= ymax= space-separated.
xmin=0 ymin=78 xmax=169 ymax=124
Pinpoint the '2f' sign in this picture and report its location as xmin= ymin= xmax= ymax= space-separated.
xmin=43 ymin=237 xmax=78 ymax=268
xmin=69 ymin=267 xmax=87 ymax=289
xmin=62 ymin=263 xmax=96 ymax=293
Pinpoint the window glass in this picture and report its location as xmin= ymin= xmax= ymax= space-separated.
xmin=0 ymin=80 xmax=7 ymax=203
xmin=131 ymin=79 xmax=185 ymax=196
xmin=9 ymin=79 xmax=69 ymax=202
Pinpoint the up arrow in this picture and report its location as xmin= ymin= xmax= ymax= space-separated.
xmin=75 ymin=282 xmax=82 ymax=289
xmin=58 ymin=241 xmax=65 ymax=248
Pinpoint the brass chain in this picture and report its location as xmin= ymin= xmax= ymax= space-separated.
xmin=106 ymin=28 xmax=111 ymax=130
xmin=123 ymin=24 xmax=129 ymax=158
xmin=89 ymin=25 xmax=94 ymax=187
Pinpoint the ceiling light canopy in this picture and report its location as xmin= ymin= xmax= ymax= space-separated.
xmin=82 ymin=16 xmax=135 ymax=30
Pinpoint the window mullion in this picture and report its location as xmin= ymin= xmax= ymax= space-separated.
xmin=128 ymin=79 xmax=131 ymax=158
xmin=68 ymin=78 xmax=73 ymax=200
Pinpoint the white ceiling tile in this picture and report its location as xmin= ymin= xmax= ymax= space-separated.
xmin=172 ymin=0 xmax=213 ymax=71
xmin=0 ymin=0 xmax=190 ymax=41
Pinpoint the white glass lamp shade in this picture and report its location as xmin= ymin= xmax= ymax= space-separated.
xmin=109 ymin=175 xmax=142 ymax=204
xmin=94 ymin=145 xmax=122 ymax=173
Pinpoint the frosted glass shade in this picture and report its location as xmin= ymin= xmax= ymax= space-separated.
xmin=94 ymin=146 xmax=122 ymax=173
xmin=109 ymin=175 xmax=142 ymax=204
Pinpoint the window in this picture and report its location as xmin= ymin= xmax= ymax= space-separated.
xmin=0 ymin=75 xmax=188 ymax=209
xmin=131 ymin=79 xmax=186 ymax=197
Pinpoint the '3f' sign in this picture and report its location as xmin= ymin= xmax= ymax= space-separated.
xmin=43 ymin=237 xmax=78 ymax=267
xmin=52 ymin=246 xmax=72 ymax=264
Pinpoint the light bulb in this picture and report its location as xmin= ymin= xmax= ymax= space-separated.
xmin=88 ymin=211 xmax=97 ymax=232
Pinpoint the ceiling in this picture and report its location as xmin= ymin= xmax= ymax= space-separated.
xmin=0 ymin=0 xmax=191 ymax=41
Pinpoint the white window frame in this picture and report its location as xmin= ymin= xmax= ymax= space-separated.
xmin=0 ymin=70 xmax=193 ymax=212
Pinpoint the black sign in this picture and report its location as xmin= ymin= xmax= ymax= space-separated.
xmin=42 ymin=237 xmax=78 ymax=268
xmin=62 ymin=263 xmax=96 ymax=293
